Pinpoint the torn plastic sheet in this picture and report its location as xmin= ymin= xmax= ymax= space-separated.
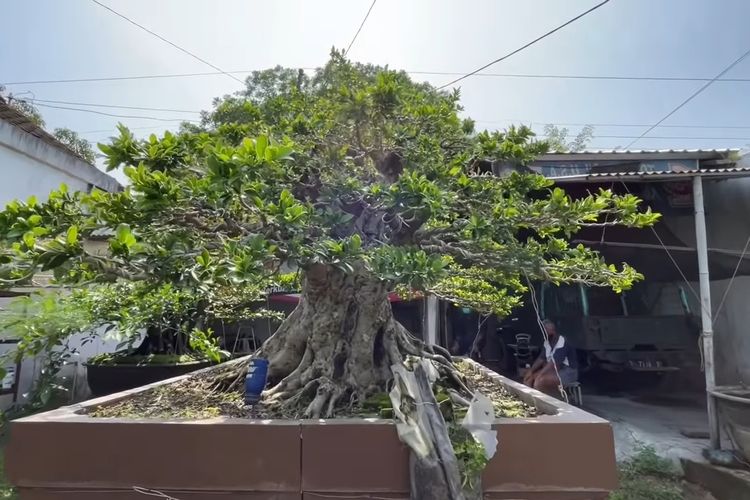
xmin=461 ymin=391 xmax=498 ymax=460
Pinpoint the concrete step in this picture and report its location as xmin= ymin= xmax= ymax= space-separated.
xmin=683 ymin=459 xmax=750 ymax=500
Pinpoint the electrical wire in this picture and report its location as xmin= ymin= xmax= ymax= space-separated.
xmin=19 ymin=99 xmax=198 ymax=123
xmin=79 ymin=125 xmax=180 ymax=136
xmin=90 ymin=0 xmax=244 ymax=85
xmin=712 ymin=234 xmax=750 ymax=326
xmin=344 ymin=0 xmax=377 ymax=56
xmin=436 ymin=0 xmax=612 ymax=90
xmin=474 ymin=119 xmax=750 ymax=130
xmin=28 ymin=98 xmax=200 ymax=114
xmin=11 ymin=69 xmax=750 ymax=87
xmin=625 ymin=46 xmax=750 ymax=148
xmin=617 ymin=181 xmax=710 ymax=319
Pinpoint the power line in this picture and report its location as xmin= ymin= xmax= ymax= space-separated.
xmin=79 ymin=125 xmax=182 ymax=136
xmin=21 ymin=100 xmax=198 ymax=123
xmin=475 ymin=119 xmax=750 ymax=130
xmin=625 ymin=46 xmax=750 ymax=148
xmin=410 ymin=71 xmax=750 ymax=83
xmin=344 ymin=0 xmax=377 ymax=56
xmin=90 ymin=0 xmax=245 ymax=85
xmin=436 ymin=0 xmax=612 ymax=90
xmin=29 ymin=98 xmax=200 ymax=114
xmin=10 ymin=69 xmax=750 ymax=87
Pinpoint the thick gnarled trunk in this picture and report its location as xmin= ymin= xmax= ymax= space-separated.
xmin=260 ymin=264 xmax=417 ymax=418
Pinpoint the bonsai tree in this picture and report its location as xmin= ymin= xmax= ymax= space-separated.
xmin=0 ymin=52 xmax=658 ymax=418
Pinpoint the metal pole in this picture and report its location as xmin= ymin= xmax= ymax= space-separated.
xmin=693 ymin=175 xmax=720 ymax=449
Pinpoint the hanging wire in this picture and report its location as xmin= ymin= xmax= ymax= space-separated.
xmin=523 ymin=274 xmax=569 ymax=403
xmin=712 ymin=234 xmax=750 ymax=326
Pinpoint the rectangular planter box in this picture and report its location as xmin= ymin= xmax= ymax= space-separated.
xmin=6 ymin=360 xmax=617 ymax=499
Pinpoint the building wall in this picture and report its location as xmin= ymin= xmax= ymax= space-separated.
xmin=0 ymin=119 xmax=119 ymax=208
xmin=0 ymin=119 xmax=120 ymax=410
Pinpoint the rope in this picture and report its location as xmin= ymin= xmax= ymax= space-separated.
xmin=524 ymin=274 xmax=569 ymax=403
xmin=712 ymin=234 xmax=750 ymax=326
xmin=133 ymin=486 xmax=183 ymax=499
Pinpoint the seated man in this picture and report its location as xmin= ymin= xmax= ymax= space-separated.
xmin=522 ymin=319 xmax=577 ymax=397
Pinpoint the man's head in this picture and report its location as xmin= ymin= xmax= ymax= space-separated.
xmin=543 ymin=319 xmax=557 ymax=340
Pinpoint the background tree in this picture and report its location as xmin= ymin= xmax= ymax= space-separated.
xmin=544 ymin=123 xmax=594 ymax=152
xmin=0 ymin=52 xmax=658 ymax=419
xmin=52 ymin=128 xmax=96 ymax=163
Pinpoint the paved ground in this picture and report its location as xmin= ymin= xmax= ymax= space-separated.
xmin=584 ymin=393 xmax=714 ymax=464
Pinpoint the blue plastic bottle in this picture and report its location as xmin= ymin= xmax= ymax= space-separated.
xmin=245 ymin=358 xmax=269 ymax=405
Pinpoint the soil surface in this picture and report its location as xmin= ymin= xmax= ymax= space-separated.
xmin=88 ymin=360 xmax=535 ymax=420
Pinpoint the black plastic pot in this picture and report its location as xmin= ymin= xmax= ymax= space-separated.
xmin=85 ymin=360 xmax=213 ymax=397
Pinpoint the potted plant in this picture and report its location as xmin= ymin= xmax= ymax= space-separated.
xmin=1 ymin=53 xmax=656 ymax=496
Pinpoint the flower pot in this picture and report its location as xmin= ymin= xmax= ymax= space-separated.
xmin=7 ymin=360 xmax=618 ymax=499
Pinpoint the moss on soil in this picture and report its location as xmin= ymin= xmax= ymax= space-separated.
xmin=89 ymin=359 xmax=534 ymax=420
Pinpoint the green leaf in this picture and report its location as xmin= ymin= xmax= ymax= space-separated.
xmin=255 ymin=135 xmax=268 ymax=161
xmin=66 ymin=226 xmax=79 ymax=246
xmin=22 ymin=232 xmax=36 ymax=248
xmin=350 ymin=234 xmax=362 ymax=251
xmin=115 ymin=224 xmax=136 ymax=249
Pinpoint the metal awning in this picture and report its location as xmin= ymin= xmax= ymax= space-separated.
xmin=548 ymin=167 xmax=750 ymax=183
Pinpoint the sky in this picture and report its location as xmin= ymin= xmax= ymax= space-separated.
xmin=3 ymin=0 xmax=750 ymax=184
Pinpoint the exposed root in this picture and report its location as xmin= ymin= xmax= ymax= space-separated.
xmin=203 ymin=265 xmax=475 ymax=417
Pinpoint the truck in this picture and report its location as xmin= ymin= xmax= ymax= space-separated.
xmin=495 ymin=282 xmax=700 ymax=376
xmin=541 ymin=282 xmax=700 ymax=373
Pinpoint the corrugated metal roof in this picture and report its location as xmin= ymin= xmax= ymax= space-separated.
xmin=549 ymin=167 xmax=750 ymax=183
xmin=536 ymin=149 xmax=739 ymax=162
xmin=548 ymin=148 xmax=739 ymax=154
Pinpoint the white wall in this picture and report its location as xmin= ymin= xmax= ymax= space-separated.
xmin=0 ymin=119 xmax=121 ymax=409
xmin=0 ymin=119 xmax=119 ymax=208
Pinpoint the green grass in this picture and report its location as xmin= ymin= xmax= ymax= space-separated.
xmin=609 ymin=446 xmax=683 ymax=500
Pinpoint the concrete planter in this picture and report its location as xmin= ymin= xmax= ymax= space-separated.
xmin=6 ymin=360 xmax=617 ymax=499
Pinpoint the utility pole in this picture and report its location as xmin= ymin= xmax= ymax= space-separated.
xmin=693 ymin=174 xmax=720 ymax=449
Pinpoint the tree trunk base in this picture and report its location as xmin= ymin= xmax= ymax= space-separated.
xmin=211 ymin=265 xmax=469 ymax=419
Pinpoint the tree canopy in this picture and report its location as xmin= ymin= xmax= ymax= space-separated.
xmin=52 ymin=127 xmax=97 ymax=163
xmin=0 ymin=52 xmax=658 ymax=364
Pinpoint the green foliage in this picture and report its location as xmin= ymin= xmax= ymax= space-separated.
xmin=0 ymin=51 xmax=658 ymax=373
xmin=188 ymin=328 xmax=229 ymax=363
xmin=609 ymin=446 xmax=682 ymax=500
xmin=52 ymin=128 xmax=96 ymax=163
xmin=544 ymin=124 xmax=594 ymax=153
xmin=449 ymin=425 xmax=489 ymax=491
xmin=1 ymin=92 xmax=45 ymax=127
xmin=620 ymin=445 xmax=679 ymax=480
